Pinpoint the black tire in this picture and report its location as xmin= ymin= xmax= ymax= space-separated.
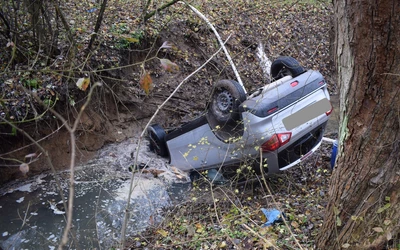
xmin=148 ymin=124 xmax=169 ymax=157
xmin=270 ymin=56 xmax=306 ymax=80
xmin=209 ymin=79 xmax=247 ymax=123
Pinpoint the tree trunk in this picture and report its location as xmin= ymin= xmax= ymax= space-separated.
xmin=87 ymin=0 xmax=108 ymax=51
xmin=27 ymin=0 xmax=44 ymax=46
xmin=316 ymin=0 xmax=400 ymax=249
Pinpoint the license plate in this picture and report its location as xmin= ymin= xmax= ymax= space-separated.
xmin=282 ymin=98 xmax=330 ymax=130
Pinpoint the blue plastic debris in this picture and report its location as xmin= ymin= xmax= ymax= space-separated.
xmin=261 ymin=208 xmax=284 ymax=227
xmin=87 ymin=8 xmax=97 ymax=13
xmin=330 ymin=140 xmax=338 ymax=169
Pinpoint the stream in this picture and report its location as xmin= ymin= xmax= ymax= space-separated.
xmin=0 ymin=138 xmax=191 ymax=249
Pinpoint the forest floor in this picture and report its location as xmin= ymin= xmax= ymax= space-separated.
xmin=0 ymin=0 xmax=338 ymax=248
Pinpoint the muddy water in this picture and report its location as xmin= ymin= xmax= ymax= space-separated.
xmin=0 ymin=138 xmax=190 ymax=249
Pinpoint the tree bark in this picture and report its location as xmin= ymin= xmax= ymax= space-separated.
xmin=316 ymin=0 xmax=400 ymax=249
xmin=87 ymin=0 xmax=108 ymax=51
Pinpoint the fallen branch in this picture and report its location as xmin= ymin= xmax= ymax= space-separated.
xmin=182 ymin=2 xmax=246 ymax=93
xmin=143 ymin=0 xmax=180 ymax=22
xmin=55 ymin=82 xmax=102 ymax=249
xmin=28 ymin=82 xmax=103 ymax=249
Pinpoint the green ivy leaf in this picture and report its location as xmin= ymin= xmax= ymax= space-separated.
xmin=336 ymin=216 xmax=342 ymax=226
xmin=376 ymin=203 xmax=390 ymax=214
xmin=11 ymin=126 xmax=17 ymax=136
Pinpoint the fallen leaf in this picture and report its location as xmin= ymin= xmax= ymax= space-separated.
xmin=383 ymin=219 xmax=391 ymax=225
xmin=148 ymin=215 xmax=154 ymax=225
xmin=170 ymin=166 xmax=186 ymax=179
xmin=372 ymin=227 xmax=384 ymax=233
xmin=125 ymin=37 xmax=139 ymax=43
xmin=25 ymin=153 xmax=37 ymax=158
xmin=336 ymin=216 xmax=342 ymax=226
xmin=159 ymin=58 xmax=179 ymax=72
xmin=195 ymin=223 xmax=204 ymax=233
xmin=139 ymin=72 xmax=153 ymax=95
xmin=376 ymin=203 xmax=390 ymax=213
xmin=342 ymin=243 xmax=350 ymax=248
xmin=156 ymin=229 xmax=168 ymax=237
xmin=291 ymin=221 xmax=299 ymax=228
xmin=333 ymin=206 xmax=340 ymax=215
xmin=76 ymin=78 xmax=90 ymax=91
xmin=386 ymin=231 xmax=392 ymax=240
xmin=219 ymin=241 xmax=227 ymax=248
xmin=258 ymin=226 xmax=272 ymax=236
xmin=142 ymin=169 xmax=165 ymax=177
xmin=186 ymin=225 xmax=195 ymax=236
xmin=160 ymin=41 xmax=173 ymax=49
xmin=19 ymin=163 xmax=29 ymax=175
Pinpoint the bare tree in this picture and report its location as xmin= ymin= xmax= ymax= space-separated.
xmin=317 ymin=0 xmax=400 ymax=249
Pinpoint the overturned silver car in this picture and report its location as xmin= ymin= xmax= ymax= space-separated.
xmin=148 ymin=56 xmax=332 ymax=174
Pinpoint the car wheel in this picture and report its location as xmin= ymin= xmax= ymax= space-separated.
xmin=148 ymin=124 xmax=168 ymax=157
xmin=270 ymin=56 xmax=306 ymax=80
xmin=209 ymin=80 xmax=247 ymax=123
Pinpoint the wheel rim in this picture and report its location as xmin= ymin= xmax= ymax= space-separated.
xmin=215 ymin=89 xmax=233 ymax=114
xmin=277 ymin=67 xmax=290 ymax=78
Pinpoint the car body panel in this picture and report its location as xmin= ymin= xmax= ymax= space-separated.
xmin=158 ymin=70 xmax=332 ymax=173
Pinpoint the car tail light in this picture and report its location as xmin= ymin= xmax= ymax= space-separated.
xmin=326 ymin=102 xmax=333 ymax=116
xmin=290 ymin=81 xmax=299 ymax=87
xmin=267 ymin=106 xmax=278 ymax=114
xmin=261 ymin=132 xmax=292 ymax=152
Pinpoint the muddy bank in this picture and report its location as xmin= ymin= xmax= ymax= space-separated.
xmin=0 ymin=97 xmax=154 ymax=184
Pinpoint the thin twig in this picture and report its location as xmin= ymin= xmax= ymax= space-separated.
xmin=20 ymin=201 xmax=31 ymax=229
xmin=58 ymin=82 xmax=102 ymax=249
